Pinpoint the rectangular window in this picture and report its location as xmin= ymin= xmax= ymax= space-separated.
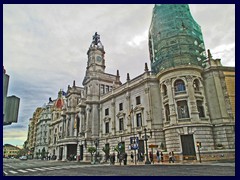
xmin=119 ymin=103 xmax=123 ymax=111
xmin=177 ymin=101 xmax=190 ymax=119
xmin=105 ymin=122 xmax=109 ymax=134
xmin=105 ymin=85 xmax=109 ymax=93
xmin=119 ymin=118 xmax=124 ymax=131
xmin=165 ymin=104 xmax=170 ymax=121
xmin=136 ymin=96 xmax=141 ymax=105
xmin=136 ymin=113 xmax=142 ymax=127
xmin=197 ymin=100 xmax=205 ymax=118
xmin=100 ymin=84 xmax=105 ymax=95
xmin=105 ymin=108 xmax=109 ymax=116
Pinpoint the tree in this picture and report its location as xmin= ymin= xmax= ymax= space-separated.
xmin=87 ymin=147 xmax=96 ymax=163
xmin=41 ymin=147 xmax=46 ymax=159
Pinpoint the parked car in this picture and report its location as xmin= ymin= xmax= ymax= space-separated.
xmin=19 ymin=156 xmax=27 ymax=160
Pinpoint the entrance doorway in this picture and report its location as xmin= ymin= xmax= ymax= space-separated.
xmin=59 ymin=147 xmax=63 ymax=160
xmin=79 ymin=145 xmax=83 ymax=160
xmin=181 ymin=134 xmax=196 ymax=160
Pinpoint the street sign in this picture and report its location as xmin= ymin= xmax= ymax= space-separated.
xmin=149 ymin=144 xmax=158 ymax=148
xmin=130 ymin=137 xmax=139 ymax=150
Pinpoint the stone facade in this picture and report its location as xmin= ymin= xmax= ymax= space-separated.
xmin=27 ymin=4 xmax=235 ymax=163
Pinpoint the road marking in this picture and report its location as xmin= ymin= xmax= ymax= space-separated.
xmin=50 ymin=167 xmax=63 ymax=170
xmin=26 ymin=169 xmax=37 ymax=172
xmin=4 ymin=164 xmax=14 ymax=168
xmin=8 ymin=170 xmax=18 ymax=174
xmin=33 ymin=168 xmax=45 ymax=171
xmin=41 ymin=167 xmax=55 ymax=170
xmin=18 ymin=169 xmax=28 ymax=173
xmin=3 ymin=171 xmax=8 ymax=175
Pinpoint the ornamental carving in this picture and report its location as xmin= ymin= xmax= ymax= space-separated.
xmin=133 ymin=105 xmax=144 ymax=112
xmin=116 ymin=112 xmax=126 ymax=118
xmin=186 ymin=75 xmax=193 ymax=82
xmin=145 ymin=87 xmax=150 ymax=94
xmin=103 ymin=117 xmax=111 ymax=122
xmin=165 ymin=79 xmax=171 ymax=86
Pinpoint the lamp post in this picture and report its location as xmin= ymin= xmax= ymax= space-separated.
xmin=144 ymin=128 xmax=151 ymax=164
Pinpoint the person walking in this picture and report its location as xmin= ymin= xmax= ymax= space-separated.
xmin=131 ymin=152 xmax=134 ymax=163
xmin=124 ymin=152 xmax=128 ymax=165
xmin=171 ymin=151 xmax=175 ymax=163
xmin=156 ymin=150 xmax=160 ymax=163
xmin=168 ymin=151 xmax=172 ymax=163
xmin=149 ymin=151 xmax=153 ymax=164
xmin=112 ymin=153 xmax=115 ymax=165
xmin=160 ymin=151 xmax=164 ymax=162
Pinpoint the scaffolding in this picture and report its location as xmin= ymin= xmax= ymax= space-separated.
xmin=149 ymin=4 xmax=207 ymax=73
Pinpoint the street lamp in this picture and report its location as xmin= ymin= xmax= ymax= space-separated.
xmin=144 ymin=128 xmax=151 ymax=164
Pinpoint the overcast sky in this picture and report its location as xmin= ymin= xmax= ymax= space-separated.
xmin=3 ymin=4 xmax=235 ymax=146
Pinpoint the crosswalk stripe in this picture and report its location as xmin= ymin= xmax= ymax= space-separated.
xmin=18 ymin=169 xmax=28 ymax=173
xmin=9 ymin=170 xmax=18 ymax=174
xmin=26 ymin=169 xmax=37 ymax=172
xmin=33 ymin=168 xmax=45 ymax=171
xmin=3 ymin=171 xmax=8 ymax=175
xmin=41 ymin=167 xmax=55 ymax=170
xmin=50 ymin=167 xmax=63 ymax=170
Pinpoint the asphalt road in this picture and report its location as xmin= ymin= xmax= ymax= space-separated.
xmin=3 ymin=158 xmax=235 ymax=176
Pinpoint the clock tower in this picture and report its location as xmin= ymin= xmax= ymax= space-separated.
xmin=86 ymin=32 xmax=106 ymax=73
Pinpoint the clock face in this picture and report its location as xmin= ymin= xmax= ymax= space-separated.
xmin=96 ymin=56 xmax=102 ymax=62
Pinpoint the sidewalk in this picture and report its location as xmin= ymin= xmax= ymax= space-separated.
xmin=107 ymin=159 xmax=235 ymax=166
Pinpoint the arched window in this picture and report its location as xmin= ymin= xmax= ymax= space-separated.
xmin=193 ymin=79 xmax=200 ymax=91
xmin=162 ymin=84 xmax=167 ymax=96
xmin=174 ymin=79 xmax=186 ymax=93
xmin=165 ymin=104 xmax=170 ymax=121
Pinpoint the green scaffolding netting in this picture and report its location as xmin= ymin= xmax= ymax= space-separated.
xmin=149 ymin=4 xmax=208 ymax=73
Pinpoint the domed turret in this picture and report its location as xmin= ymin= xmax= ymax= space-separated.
xmin=149 ymin=4 xmax=207 ymax=73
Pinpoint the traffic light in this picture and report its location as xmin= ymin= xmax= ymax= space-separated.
xmin=196 ymin=141 xmax=201 ymax=148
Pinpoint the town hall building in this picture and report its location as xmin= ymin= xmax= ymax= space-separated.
xmin=29 ymin=4 xmax=235 ymax=163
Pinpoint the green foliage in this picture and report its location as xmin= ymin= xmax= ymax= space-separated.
xmin=88 ymin=147 xmax=96 ymax=162
xmin=102 ymin=146 xmax=110 ymax=154
xmin=88 ymin=147 xmax=96 ymax=155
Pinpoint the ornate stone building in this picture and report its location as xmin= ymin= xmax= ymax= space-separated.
xmin=28 ymin=4 xmax=235 ymax=162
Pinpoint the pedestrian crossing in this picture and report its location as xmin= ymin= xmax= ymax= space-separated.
xmin=4 ymin=164 xmax=109 ymax=175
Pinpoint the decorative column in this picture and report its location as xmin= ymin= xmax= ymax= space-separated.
xmin=186 ymin=75 xmax=199 ymax=122
xmin=166 ymin=79 xmax=177 ymax=125
xmin=62 ymin=145 xmax=67 ymax=161
xmin=111 ymin=99 xmax=116 ymax=135
xmin=70 ymin=114 xmax=75 ymax=136
xmin=126 ymin=92 xmax=132 ymax=133
xmin=144 ymin=86 xmax=152 ymax=128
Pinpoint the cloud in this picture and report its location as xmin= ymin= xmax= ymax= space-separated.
xmin=127 ymin=30 xmax=148 ymax=47
xmin=3 ymin=129 xmax=28 ymax=145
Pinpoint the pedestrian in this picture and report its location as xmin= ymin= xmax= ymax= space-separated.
xmin=168 ymin=151 xmax=172 ymax=163
xmin=156 ymin=150 xmax=160 ymax=163
xmin=171 ymin=151 xmax=175 ymax=163
xmin=160 ymin=151 xmax=164 ymax=162
xmin=124 ymin=152 xmax=128 ymax=165
xmin=149 ymin=151 xmax=153 ymax=164
xmin=131 ymin=152 xmax=134 ymax=162
xmin=112 ymin=153 xmax=115 ymax=165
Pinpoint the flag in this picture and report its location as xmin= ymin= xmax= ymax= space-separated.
xmin=62 ymin=91 xmax=67 ymax=96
